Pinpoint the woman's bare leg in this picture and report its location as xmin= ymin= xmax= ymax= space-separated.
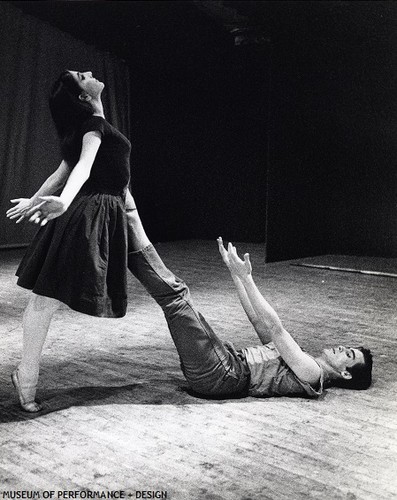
xmin=13 ymin=293 xmax=60 ymax=411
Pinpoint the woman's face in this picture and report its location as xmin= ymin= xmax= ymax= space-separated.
xmin=68 ymin=70 xmax=105 ymax=98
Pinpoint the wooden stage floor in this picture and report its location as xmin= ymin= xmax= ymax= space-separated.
xmin=0 ymin=240 xmax=396 ymax=499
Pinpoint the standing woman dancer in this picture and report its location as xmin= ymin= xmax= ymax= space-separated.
xmin=6 ymin=70 xmax=136 ymax=412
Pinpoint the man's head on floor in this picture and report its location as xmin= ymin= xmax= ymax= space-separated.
xmin=319 ymin=345 xmax=373 ymax=390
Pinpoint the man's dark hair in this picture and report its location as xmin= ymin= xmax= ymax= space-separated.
xmin=334 ymin=347 xmax=373 ymax=390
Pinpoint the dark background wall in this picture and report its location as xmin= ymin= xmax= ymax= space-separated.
xmin=131 ymin=31 xmax=271 ymax=243
xmin=9 ymin=1 xmax=397 ymax=260
xmin=250 ymin=1 xmax=397 ymax=261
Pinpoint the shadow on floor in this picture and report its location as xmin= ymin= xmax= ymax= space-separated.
xmin=0 ymin=377 xmax=256 ymax=423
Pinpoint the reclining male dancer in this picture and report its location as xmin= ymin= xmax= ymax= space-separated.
xmin=126 ymin=210 xmax=373 ymax=399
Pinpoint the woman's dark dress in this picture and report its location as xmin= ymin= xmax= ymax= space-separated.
xmin=16 ymin=116 xmax=131 ymax=318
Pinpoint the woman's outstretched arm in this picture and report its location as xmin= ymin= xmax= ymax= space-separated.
xmin=6 ymin=160 xmax=72 ymax=223
xmin=26 ymin=130 xmax=102 ymax=226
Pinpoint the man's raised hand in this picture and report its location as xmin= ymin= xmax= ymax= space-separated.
xmin=227 ymin=242 xmax=252 ymax=280
xmin=217 ymin=237 xmax=231 ymax=269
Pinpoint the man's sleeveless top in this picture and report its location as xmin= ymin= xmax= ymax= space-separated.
xmin=241 ymin=342 xmax=324 ymax=398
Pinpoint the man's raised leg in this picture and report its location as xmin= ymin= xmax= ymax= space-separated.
xmin=126 ymin=210 xmax=249 ymax=396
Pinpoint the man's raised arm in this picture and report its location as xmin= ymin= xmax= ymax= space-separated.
xmin=217 ymin=237 xmax=272 ymax=344
xmin=225 ymin=241 xmax=321 ymax=386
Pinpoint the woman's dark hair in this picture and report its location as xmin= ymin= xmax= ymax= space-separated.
xmin=334 ymin=347 xmax=373 ymax=390
xmin=49 ymin=70 xmax=93 ymax=163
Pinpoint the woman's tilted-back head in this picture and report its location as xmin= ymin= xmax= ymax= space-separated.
xmin=49 ymin=70 xmax=98 ymax=163
xmin=49 ymin=71 xmax=94 ymax=136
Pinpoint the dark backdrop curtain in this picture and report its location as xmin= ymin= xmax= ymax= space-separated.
xmin=0 ymin=2 xmax=130 ymax=248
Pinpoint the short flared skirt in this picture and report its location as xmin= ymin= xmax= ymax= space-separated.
xmin=16 ymin=191 xmax=128 ymax=318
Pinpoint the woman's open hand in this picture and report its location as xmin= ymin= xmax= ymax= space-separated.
xmin=6 ymin=198 xmax=38 ymax=224
xmin=27 ymin=196 xmax=68 ymax=226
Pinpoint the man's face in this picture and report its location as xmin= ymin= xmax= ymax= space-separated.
xmin=322 ymin=345 xmax=365 ymax=373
